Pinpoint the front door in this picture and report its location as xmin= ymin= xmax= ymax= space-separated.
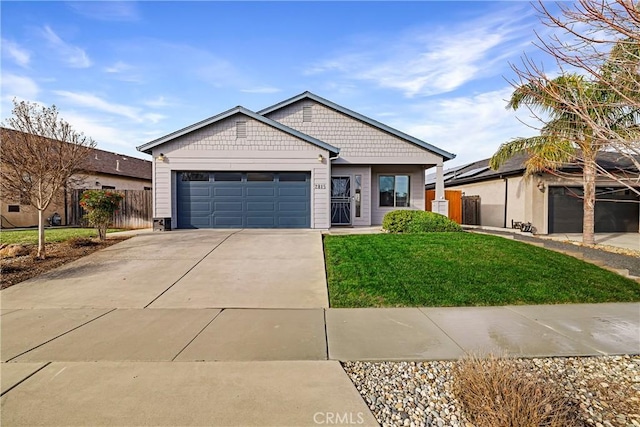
xmin=331 ymin=176 xmax=351 ymax=225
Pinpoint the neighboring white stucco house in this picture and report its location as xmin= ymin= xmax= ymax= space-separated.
xmin=137 ymin=92 xmax=455 ymax=229
xmin=425 ymin=152 xmax=640 ymax=234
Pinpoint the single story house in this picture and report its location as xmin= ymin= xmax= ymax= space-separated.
xmin=137 ymin=91 xmax=455 ymax=229
xmin=426 ymin=152 xmax=640 ymax=234
xmin=1 ymin=128 xmax=152 ymax=228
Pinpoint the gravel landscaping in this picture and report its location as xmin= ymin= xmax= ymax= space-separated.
xmin=343 ymin=355 xmax=640 ymax=427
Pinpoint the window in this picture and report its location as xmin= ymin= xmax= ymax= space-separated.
xmin=213 ymin=172 xmax=242 ymax=182
xmin=181 ymin=172 xmax=210 ymax=182
xmin=279 ymin=173 xmax=307 ymax=182
xmin=8 ymin=205 xmax=19 ymax=213
xmin=379 ymin=175 xmax=410 ymax=207
xmin=354 ymin=175 xmax=362 ymax=218
xmin=247 ymin=172 xmax=274 ymax=182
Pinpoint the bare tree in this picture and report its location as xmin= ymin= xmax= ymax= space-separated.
xmin=499 ymin=0 xmax=640 ymax=244
xmin=516 ymin=0 xmax=640 ymax=174
xmin=1 ymin=100 xmax=95 ymax=258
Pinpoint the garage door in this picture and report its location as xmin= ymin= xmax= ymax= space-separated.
xmin=177 ymin=172 xmax=310 ymax=228
xmin=548 ymin=186 xmax=639 ymax=233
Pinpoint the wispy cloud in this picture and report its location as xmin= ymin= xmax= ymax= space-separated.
xmin=390 ymin=87 xmax=538 ymax=166
xmin=41 ymin=25 xmax=92 ymax=68
xmin=240 ymin=86 xmax=281 ymax=94
xmin=53 ymin=90 xmax=165 ymax=124
xmin=143 ymin=96 xmax=170 ymax=108
xmin=1 ymin=39 xmax=30 ymax=68
xmin=66 ymin=1 xmax=140 ymax=22
xmin=0 ymin=73 xmax=40 ymax=102
xmin=306 ymin=7 xmax=534 ymax=98
xmin=105 ymin=61 xmax=133 ymax=74
xmin=103 ymin=61 xmax=143 ymax=82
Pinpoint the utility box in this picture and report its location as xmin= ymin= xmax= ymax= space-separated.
xmin=431 ymin=200 xmax=449 ymax=218
xmin=153 ymin=217 xmax=172 ymax=231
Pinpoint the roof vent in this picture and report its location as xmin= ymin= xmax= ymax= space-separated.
xmin=116 ymin=160 xmax=120 ymax=171
xmin=303 ymin=105 xmax=312 ymax=122
xmin=236 ymin=120 xmax=247 ymax=138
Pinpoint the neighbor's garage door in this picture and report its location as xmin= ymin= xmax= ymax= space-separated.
xmin=548 ymin=186 xmax=639 ymax=233
xmin=177 ymin=172 xmax=310 ymax=228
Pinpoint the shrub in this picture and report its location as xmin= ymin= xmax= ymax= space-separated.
xmin=382 ymin=210 xmax=463 ymax=233
xmin=452 ymin=354 xmax=581 ymax=427
xmin=80 ymin=190 xmax=123 ymax=241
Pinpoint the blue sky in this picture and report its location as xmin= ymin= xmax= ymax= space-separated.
xmin=1 ymin=1 xmax=560 ymax=167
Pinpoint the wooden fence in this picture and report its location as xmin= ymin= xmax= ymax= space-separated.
xmin=70 ymin=189 xmax=153 ymax=229
xmin=425 ymin=190 xmax=463 ymax=224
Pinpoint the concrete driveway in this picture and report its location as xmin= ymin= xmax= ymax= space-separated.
xmin=0 ymin=229 xmax=329 ymax=309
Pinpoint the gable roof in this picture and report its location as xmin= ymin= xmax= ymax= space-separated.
xmin=87 ymin=146 xmax=151 ymax=180
xmin=1 ymin=127 xmax=151 ymax=181
xmin=137 ymin=106 xmax=339 ymax=155
xmin=258 ymin=91 xmax=456 ymax=161
xmin=426 ymin=151 xmax=640 ymax=188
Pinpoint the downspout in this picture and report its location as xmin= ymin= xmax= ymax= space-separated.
xmin=503 ymin=176 xmax=508 ymax=228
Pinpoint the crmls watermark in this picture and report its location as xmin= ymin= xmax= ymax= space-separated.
xmin=313 ymin=412 xmax=366 ymax=425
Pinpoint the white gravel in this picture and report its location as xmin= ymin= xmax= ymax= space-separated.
xmin=342 ymin=355 xmax=640 ymax=427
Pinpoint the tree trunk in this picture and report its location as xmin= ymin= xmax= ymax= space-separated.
xmin=37 ymin=209 xmax=46 ymax=259
xmin=582 ymin=159 xmax=596 ymax=245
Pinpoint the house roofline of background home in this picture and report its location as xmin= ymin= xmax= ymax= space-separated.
xmin=258 ymin=91 xmax=456 ymax=161
xmin=137 ymin=105 xmax=340 ymax=155
xmin=1 ymin=127 xmax=151 ymax=181
xmin=425 ymin=151 xmax=640 ymax=190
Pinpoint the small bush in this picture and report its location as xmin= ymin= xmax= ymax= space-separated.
xmin=80 ymin=190 xmax=123 ymax=240
xmin=453 ymin=354 xmax=581 ymax=427
xmin=382 ymin=210 xmax=462 ymax=233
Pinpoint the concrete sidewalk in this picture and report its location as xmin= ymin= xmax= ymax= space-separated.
xmin=2 ymin=303 xmax=638 ymax=425
xmin=3 ymin=304 xmax=637 ymax=364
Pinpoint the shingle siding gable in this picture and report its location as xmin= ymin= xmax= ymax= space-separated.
xmin=160 ymin=114 xmax=317 ymax=154
xmin=265 ymin=101 xmax=436 ymax=161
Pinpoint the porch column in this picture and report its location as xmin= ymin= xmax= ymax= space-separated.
xmin=431 ymin=164 xmax=449 ymax=217
xmin=435 ymin=164 xmax=445 ymax=200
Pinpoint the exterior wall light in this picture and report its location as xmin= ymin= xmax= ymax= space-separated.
xmin=317 ymin=154 xmax=324 ymax=163
xmin=537 ymin=179 xmax=546 ymax=192
xmin=157 ymin=153 xmax=165 ymax=162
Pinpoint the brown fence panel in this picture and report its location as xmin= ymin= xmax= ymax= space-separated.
xmin=425 ymin=189 xmax=463 ymax=224
xmin=462 ymin=195 xmax=481 ymax=225
xmin=70 ymin=189 xmax=152 ymax=229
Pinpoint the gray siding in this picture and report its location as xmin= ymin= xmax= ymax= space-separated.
xmin=371 ymin=165 xmax=426 ymax=225
xmin=152 ymin=114 xmax=331 ymax=228
xmin=266 ymin=101 xmax=442 ymax=165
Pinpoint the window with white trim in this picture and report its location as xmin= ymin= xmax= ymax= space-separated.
xmin=379 ymin=175 xmax=410 ymax=207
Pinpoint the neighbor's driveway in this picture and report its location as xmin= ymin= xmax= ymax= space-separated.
xmin=0 ymin=229 xmax=329 ymax=309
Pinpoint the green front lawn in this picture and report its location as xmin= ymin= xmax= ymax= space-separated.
xmin=324 ymin=233 xmax=640 ymax=307
xmin=0 ymin=228 xmax=123 ymax=245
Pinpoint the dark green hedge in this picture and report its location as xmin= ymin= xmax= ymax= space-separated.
xmin=382 ymin=210 xmax=463 ymax=233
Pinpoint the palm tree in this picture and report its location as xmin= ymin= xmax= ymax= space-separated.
xmin=490 ymin=73 xmax=637 ymax=245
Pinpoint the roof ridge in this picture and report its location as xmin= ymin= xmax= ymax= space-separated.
xmin=258 ymin=91 xmax=455 ymax=161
